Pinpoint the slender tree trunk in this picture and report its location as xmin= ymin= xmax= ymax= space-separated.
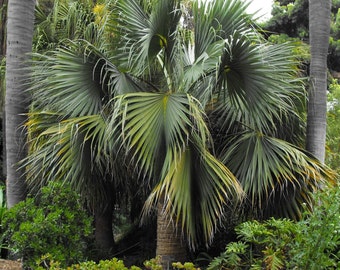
xmin=5 ymin=0 xmax=35 ymax=207
xmin=306 ymin=0 xmax=331 ymax=163
xmin=156 ymin=194 xmax=187 ymax=269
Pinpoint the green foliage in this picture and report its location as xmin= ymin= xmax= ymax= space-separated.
xmin=2 ymin=182 xmax=93 ymax=268
xmin=36 ymin=256 xmax=142 ymax=270
xmin=144 ymin=257 xmax=163 ymax=270
xmin=34 ymin=256 xmax=200 ymax=270
xmin=208 ymin=218 xmax=296 ymax=270
xmin=263 ymin=0 xmax=340 ymax=71
xmin=267 ymin=34 xmax=310 ymax=62
xmin=208 ymin=186 xmax=340 ymax=270
xmin=143 ymin=257 xmax=200 ymax=270
xmin=326 ymin=79 xmax=340 ymax=173
xmin=288 ymin=186 xmax=340 ymax=269
xmin=0 ymin=184 xmax=7 ymax=253
xmin=264 ymin=0 xmax=309 ymax=39
xmin=33 ymin=0 xmax=99 ymax=52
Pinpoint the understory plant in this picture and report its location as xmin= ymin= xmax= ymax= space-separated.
xmin=208 ymin=185 xmax=340 ymax=270
xmin=35 ymin=256 xmax=200 ymax=270
xmin=208 ymin=218 xmax=297 ymax=270
xmin=2 ymin=182 xmax=93 ymax=269
xmin=288 ymin=185 xmax=340 ymax=269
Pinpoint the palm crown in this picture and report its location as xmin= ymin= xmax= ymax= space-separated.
xmin=25 ymin=0 xmax=332 ymax=249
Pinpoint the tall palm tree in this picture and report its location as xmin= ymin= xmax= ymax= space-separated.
xmin=306 ymin=0 xmax=331 ymax=163
xmin=5 ymin=0 xmax=35 ymax=208
xmin=25 ymin=0 xmax=333 ymax=265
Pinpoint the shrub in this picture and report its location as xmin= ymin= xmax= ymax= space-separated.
xmin=208 ymin=218 xmax=297 ymax=270
xmin=208 ymin=186 xmax=340 ymax=270
xmin=2 ymin=182 xmax=93 ymax=269
xmin=36 ymin=256 xmax=141 ymax=270
xmin=35 ymin=256 xmax=200 ymax=270
xmin=288 ymin=186 xmax=340 ymax=269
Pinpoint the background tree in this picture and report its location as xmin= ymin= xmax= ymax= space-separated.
xmin=306 ymin=0 xmax=331 ymax=162
xmin=263 ymin=0 xmax=340 ymax=72
xmin=5 ymin=0 xmax=35 ymax=208
xmin=262 ymin=0 xmax=340 ymax=167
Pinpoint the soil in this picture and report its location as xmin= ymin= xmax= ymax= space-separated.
xmin=0 ymin=259 xmax=22 ymax=270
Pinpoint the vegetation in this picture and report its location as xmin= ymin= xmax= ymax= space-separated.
xmin=208 ymin=186 xmax=340 ymax=270
xmin=2 ymin=182 xmax=93 ymax=269
xmin=0 ymin=0 xmax=338 ymax=268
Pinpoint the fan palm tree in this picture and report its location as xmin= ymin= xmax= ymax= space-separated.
xmin=25 ymin=0 xmax=333 ymax=265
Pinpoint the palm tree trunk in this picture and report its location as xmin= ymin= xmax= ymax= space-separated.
xmin=94 ymin=186 xmax=115 ymax=259
xmin=156 ymin=193 xmax=187 ymax=269
xmin=5 ymin=0 xmax=35 ymax=207
xmin=94 ymin=205 xmax=115 ymax=258
xmin=306 ymin=0 xmax=331 ymax=163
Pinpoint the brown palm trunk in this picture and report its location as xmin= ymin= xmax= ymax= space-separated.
xmin=156 ymin=194 xmax=187 ymax=269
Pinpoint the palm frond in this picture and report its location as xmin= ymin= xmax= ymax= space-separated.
xmin=218 ymin=130 xmax=334 ymax=218
xmin=34 ymin=0 xmax=99 ymax=51
xmin=193 ymin=0 xmax=253 ymax=59
xmin=142 ymin=142 xmax=242 ymax=247
xmin=30 ymin=40 xmax=146 ymax=117
xmin=30 ymin=46 xmax=104 ymax=117
xmin=110 ymin=0 xmax=181 ymax=76
xmin=207 ymin=39 xmax=303 ymax=134
xmin=107 ymin=92 xmax=210 ymax=178
xmin=23 ymin=112 xmax=119 ymax=206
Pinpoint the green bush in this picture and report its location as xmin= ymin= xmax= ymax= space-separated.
xmin=208 ymin=186 xmax=340 ymax=270
xmin=208 ymin=218 xmax=297 ymax=270
xmin=288 ymin=186 xmax=340 ymax=269
xmin=35 ymin=256 xmax=200 ymax=270
xmin=2 ymin=182 xmax=93 ymax=269
xmin=36 ymin=256 xmax=141 ymax=270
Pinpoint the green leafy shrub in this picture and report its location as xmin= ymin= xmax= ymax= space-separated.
xmin=40 ymin=257 xmax=199 ymax=270
xmin=288 ymin=186 xmax=340 ymax=269
xmin=2 ymin=182 xmax=93 ymax=268
xmin=36 ymin=256 xmax=141 ymax=270
xmin=208 ymin=218 xmax=297 ymax=270
xmin=208 ymin=186 xmax=340 ymax=270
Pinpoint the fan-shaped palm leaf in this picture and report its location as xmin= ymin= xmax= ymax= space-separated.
xmin=218 ymin=130 xmax=334 ymax=218
xmin=108 ymin=92 xmax=209 ymax=177
xmin=23 ymin=112 xmax=121 ymax=206
xmin=30 ymin=40 xmax=144 ymax=117
xmin=192 ymin=0 xmax=253 ymax=59
xmin=106 ymin=91 xmax=243 ymax=245
xmin=109 ymin=0 xmax=181 ymax=76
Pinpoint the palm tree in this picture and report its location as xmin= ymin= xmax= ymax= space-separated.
xmin=306 ymin=0 xmax=331 ymax=163
xmin=5 ymin=0 xmax=35 ymax=208
xmin=25 ymin=0 xmax=333 ymax=265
